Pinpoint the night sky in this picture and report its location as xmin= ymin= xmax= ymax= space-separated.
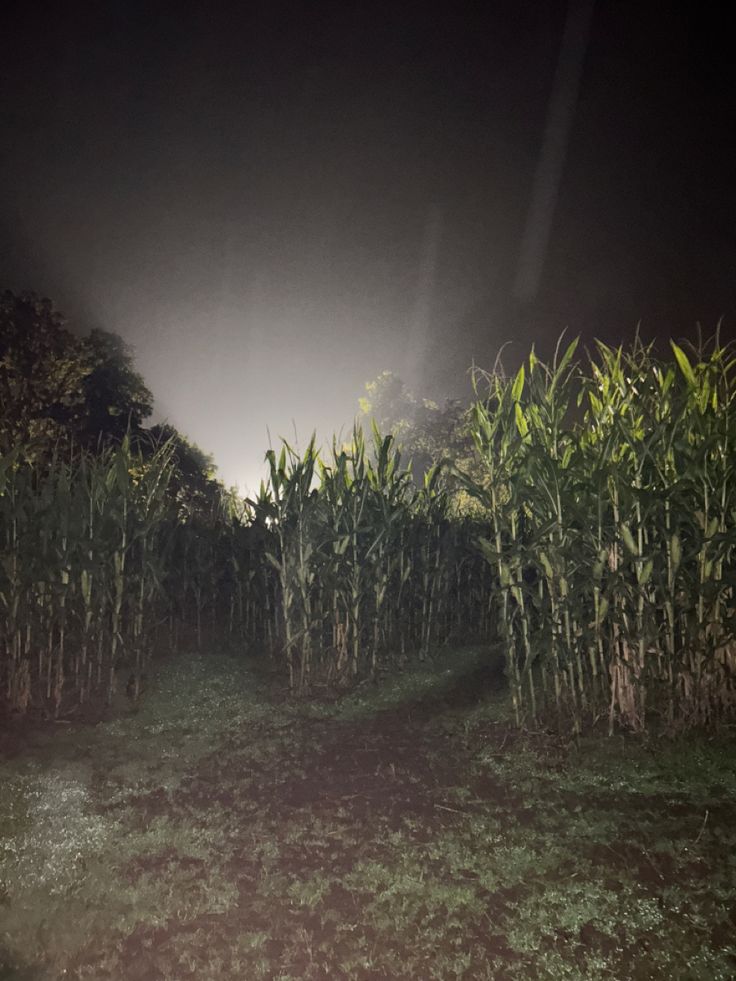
xmin=2 ymin=2 xmax=734 ymax=490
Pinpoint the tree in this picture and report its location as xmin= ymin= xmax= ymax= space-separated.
xmin=79 ymin=329 xmax=153 ymax=443
xmin=0 ymin=290 xmax=87 ymax=448
xmin=0 ymin=290 xmax=152 ymax=453
xmin=146 ymin=423 xmax=222 ymax=520
xmin=359 ymin=370 xmax=470 ymax=479
xmin=359 ymin=372 xmax=415 ymax=441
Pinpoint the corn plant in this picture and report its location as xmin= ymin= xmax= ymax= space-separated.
xmin=0 ymin=437 xmax=174 ymax=715
xmin=463 ymin=333 xmax=736 ymax=733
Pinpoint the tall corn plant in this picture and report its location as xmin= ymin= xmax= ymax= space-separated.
xmin=668 ymin=337 xmax=736 ymax=723
xmin=317 ymin=427 xmax=412 ymax=681
xmin=415 ymin=463 xmax=450 ymax=659
xmin=464 ymin=363 xmax=530 ymax=724
xmin=363 ymin=427 xmax=415 ymax=670
xmin=0 ymin=436 xmax=174 ymax=715
xmin=466 ymin=339 xmax=585 ymax=728
xmin=0 ymin=446 xmax=27 ymax=710
xmin=465 ymin=334 xmax=736 ymax=733
xmin=515 ymin=339 xmax=585 ymax=730
xmin=318 ymin=430 xmax=370 ymax=681
xmin=265 ymin=437 xmax=321 ymax=693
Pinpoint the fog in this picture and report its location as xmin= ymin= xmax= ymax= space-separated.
xmin=2 ymin=2 xmax=734 ymax=490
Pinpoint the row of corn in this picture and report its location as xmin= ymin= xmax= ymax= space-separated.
xmin=468 ymin=335 xmax=736 ymax=732
xmin=0 ymin=428 xmax=491 ymax=714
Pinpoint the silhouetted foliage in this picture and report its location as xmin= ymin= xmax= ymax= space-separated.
xmin=79 ymin=328 xmax=153 ymax=443
xmin=147 ymin=423 xmax=221 ymax=520
xmin=0 ymin=290 xmax=152 ymax=454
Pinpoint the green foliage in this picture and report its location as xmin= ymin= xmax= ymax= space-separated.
xmin=250 ymin=426 xmax=490 ymax=692
xmin=0 ymin=290 xmax=89 ymax=449
xmin=359 ymin=370 xmax=471 ymax=485
xmin=0 ymin=290 xmax=152 ymax=455
xmin=464 ymin=332 xmax=736 ymax=733
xmin=2 ymin=290 xmax=734 ymax=736
xmin=0 ymin=437 xmax=175 ymax=714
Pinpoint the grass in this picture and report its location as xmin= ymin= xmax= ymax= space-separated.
xmin=1 ymin=647 xmax=735 ymax=980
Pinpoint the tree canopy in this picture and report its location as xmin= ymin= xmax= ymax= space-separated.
xmin=359 ymin=370 xmax=471 ymax=480
xmin=0 ymin=290 xmax=153 ymax=453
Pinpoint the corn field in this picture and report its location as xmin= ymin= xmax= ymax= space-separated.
xmin=467 ymin=334 xmax=736 ymax=733
xmin=258 ymin=426 xmax=492 ymax=693
xmin=0 ymin=438 xmax=174 ymax=715
xmin=0 ymin=426 xmax=491 ymax=716
xmin=2 ymin=335 xmax=735 ymax=733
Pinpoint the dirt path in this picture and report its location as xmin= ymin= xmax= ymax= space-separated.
xmin=1 ymin=651 xmax=735 ymax=980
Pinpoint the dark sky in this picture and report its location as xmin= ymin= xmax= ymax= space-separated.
xmin=2 ymin=2 xmax=734 ymax=489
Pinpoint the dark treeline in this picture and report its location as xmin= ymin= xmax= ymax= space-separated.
xmin=1 ymin=291 xmax=735 ymax=733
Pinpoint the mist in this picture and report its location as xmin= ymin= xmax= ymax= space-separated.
xmin=2 ymin=1 xmax=734 ymax=489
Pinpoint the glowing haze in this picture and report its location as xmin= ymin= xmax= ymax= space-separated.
xmin=2 ymin=2 xmax=733 ymax=490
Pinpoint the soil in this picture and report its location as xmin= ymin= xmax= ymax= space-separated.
xmin=2 ymin=654 xmax=735 ymax=980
